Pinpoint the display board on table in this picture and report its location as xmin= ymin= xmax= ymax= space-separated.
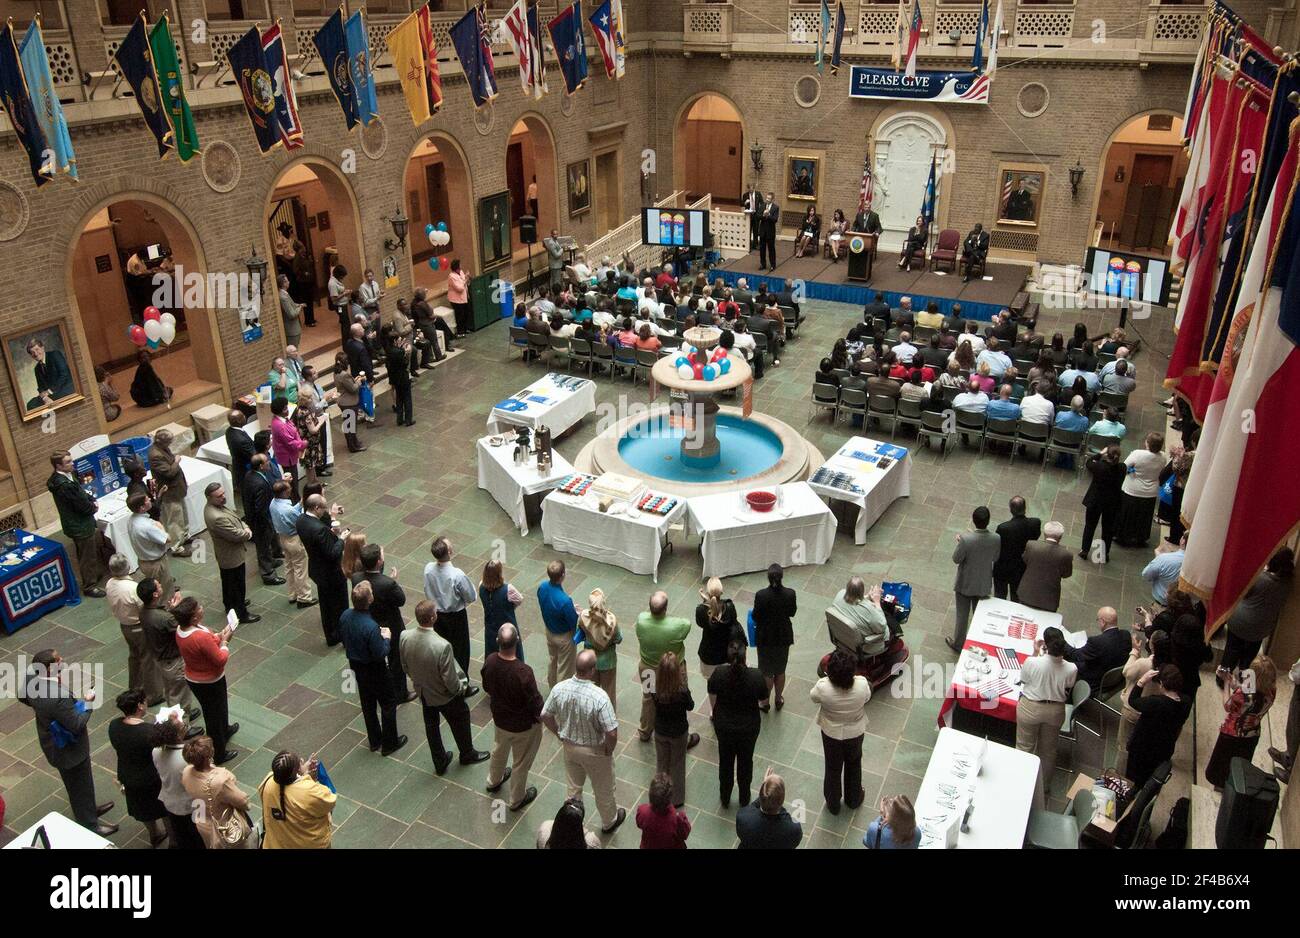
xmin=69 ymin=435 xmax=152 ymax=498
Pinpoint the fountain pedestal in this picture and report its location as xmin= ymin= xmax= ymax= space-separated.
xmin=669 ymin=327 xmax=736 ymax=471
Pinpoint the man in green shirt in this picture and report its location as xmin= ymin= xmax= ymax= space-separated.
xmin=635 ymin=590 xmax=691 ymax=741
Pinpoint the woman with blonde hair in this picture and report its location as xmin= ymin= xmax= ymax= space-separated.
xmin=181 ymin=734 xmax=257 ymax=849
xmin=292 ymin=383 xmax=325 ymax=486
xmin=579 ymin=588 xmax=622 ymax=697
xmin=864 ymin=793 xmax=921 ymax=848
xmin=695 ymin=577 xmax=742 ymax=693
xmin=1205 ymin=655 xmax=1278 ymax=788
xmin=339 ymin=531 xmax=367 ymax=578
xmin=651 ymin=651 xmax=699 ymax=808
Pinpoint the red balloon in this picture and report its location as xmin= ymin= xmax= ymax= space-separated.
xmin=692 ymin=361 xmax=704 ymax=380
xmin=128 ymin=324 xmax=148 ymax=346
xmin=143 ymin=306 xmax=161 ymax=321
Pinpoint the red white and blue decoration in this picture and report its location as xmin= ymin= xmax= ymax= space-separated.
xmin=674 ymin=344 xmax=733 ymax=382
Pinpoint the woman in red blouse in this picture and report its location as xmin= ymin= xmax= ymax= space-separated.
xmin=174 ymin=597 xmax=240 ymax=765
xmin=1205 ymin=655 xmax=1278 ymax=789
xmin=635 ymin=772 xmax=692 ymax=849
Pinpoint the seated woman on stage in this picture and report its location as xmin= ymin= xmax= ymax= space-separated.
xmin=898 ymin=216 xmax=927 ymax=271
xmin=794 ymin=205 xmax=821 ymax=258
xmin=824 ymin=209 xmax=849 ymax=262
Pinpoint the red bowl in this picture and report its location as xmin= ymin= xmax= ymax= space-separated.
xmin=746 ymin=491 xmax=777 ymax=512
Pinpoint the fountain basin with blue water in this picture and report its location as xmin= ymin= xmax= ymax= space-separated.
xmin=617 ymin=413 xmax=784 ymax=482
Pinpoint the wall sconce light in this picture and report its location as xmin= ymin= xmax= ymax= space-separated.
xmin=1114 ymin=166 xmax=1125 ymax=183
xmin=384 ymin=205 xmax=409 ymax=251
xmin=749 ymin=141 xmax=764 ymax=173
xmin=1068 ymin=160 xmax=1086 ymax=199
xmin=238 ymin=245 xmax=268 ymax=295
xmin=948 ymin=28 xmax=962 ymax=45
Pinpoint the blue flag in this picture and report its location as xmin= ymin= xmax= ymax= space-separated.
xmin=921 ymin=153 xmax=937 ymax=226
xmin=450 ymin=5 xmax=498 ymax=108
xmin=19 ymin=22 xmax=75 ymax=180
xmin=344 ymin=10 xmax=378 ymax=126
xmin=972 ymin=0 xmax=989 ymax=72
xmin=313 ymin=7 xmax=357 ymax=129
xmin=816 ymin=0 xmax=831 ymax=73
xmin=547 ymin=2 xmax=589 ymax=95
xmin=228 ymin=26 xmax=280 ymax=153
xmin=829 ymin=2 xmax=847 ymax=75
xmin=0 ymin=23 xmax=50 ymax=186
xmin=113 ymin=16 xmax=172 ymax=158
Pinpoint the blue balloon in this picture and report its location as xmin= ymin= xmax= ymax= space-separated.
xmin=702 ymin=364 xmax=717 ymax=381
xmin=425 ymin=223 xmax=434 ymax=235
xmin=436 ymin=221 xmax=448 ymax=232
xmin=674 ymin=356 xmax=689 ymax=368
xmin=428 ymin=257 xmax=439 ymax=270
xmin=719 ymin=358 xmax=731 ymax=374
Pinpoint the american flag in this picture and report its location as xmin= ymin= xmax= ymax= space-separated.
xmin=1001 ymin=173 xmax=1013 ymax=214
xmin=903 ymin=0 xmax=923 ymax=79
xmin=857 ymin=154 xmax=875 ymax=215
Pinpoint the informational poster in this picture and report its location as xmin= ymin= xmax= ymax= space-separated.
xmin=72 ymin=436 xmax=152 ymax=498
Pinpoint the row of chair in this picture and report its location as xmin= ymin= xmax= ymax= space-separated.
xmin=510 ymin=328 xmax=771 ymax=385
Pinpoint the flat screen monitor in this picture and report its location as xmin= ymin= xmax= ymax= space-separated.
xmin=1083 ymin=247 xmax=1172 ymax=307
xmin=144 ymin=243 xmax=166 ymax=262
xmin=642 ymin=208 xmax=709 ymax=248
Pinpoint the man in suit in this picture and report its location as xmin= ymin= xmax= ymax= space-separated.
xmin=297 ymin=493 xmax=348 ymax=646
xmin=225 ymin=410 xmax=256 ymax=512
xmin=893 ymin=297 xmax=916 ymax=332
xmin=400 ymin=599 xmax=490 ymax=776
xmin=241 ymin=455 xmax=285 ymax=587
xmin=987 ymin=309 xmax=1018 ymax=345
xmin=992 ymin=496 xmax=1041 ymax=602
xmin=775 ymin=278 xmax=803 ymax=323
xmin=961 ymin=223 xmax=990 ymax=282
xmin=863 ymin=291 xmax=890 ymax=328
xmin=1017 ymin=522 xmax=1074 ymax=612
xmin=149 ymin=429 xmax=191 ymax=557
xmin=203 ymin=482 xmax=260 ymax=624
xmin=339 ymin=581 xmax=407 ymax=757
xmin=46 ymin=450 xmax=107 ymax=598
xmin=542 ymin=228 xmax=566 ymax=287
xmin=758 ymin=191 xmax=779 ymax=272
xmin=381 ymin=324 xmax=415 ymax=428
xmin=1063 ymin=606 xmax=1130 ymax=689
xmin=743 ymin=185 xmax=765 ymax=251
xmin=948 ymin=506 xmax=1001 ymax=651
xmin=866 ymin=370 xmax=902 ymax=401
xmin=852 ymin=205 xmax=883 ymax=236
xmin=733 ymin=277 xmax=754 ymax=309
xmin=351 ymin=542 xmax=414 ymax=702
xmin=344 ymin=322 xmax=375 ymax=386
xmin=19 ymin=649 xmax=118 ymax=836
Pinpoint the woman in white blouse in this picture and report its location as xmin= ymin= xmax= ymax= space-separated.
xmin=1116 ymin=432 xmax=1165 ymax=547
xmin=1015 ymin=626 xmax=1078 ymax=799
xmin=810 ymin=650 xmax=871 ymax=815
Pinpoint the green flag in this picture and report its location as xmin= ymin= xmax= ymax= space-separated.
xmin=149 ymin=15 xmax=198 ymax=162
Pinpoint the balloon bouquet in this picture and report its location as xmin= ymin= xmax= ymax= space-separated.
xmin=673 ymin=342 xmax=733 ymax=382
xmin=425 ymin=221 xmax=452 ymax=271
xmin=127 ymin=306 xmax=178 ymax=352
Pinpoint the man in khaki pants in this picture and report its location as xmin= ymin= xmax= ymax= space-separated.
xmin=269 ymin=480 xmax=316 ymax=608
xmin=127 ymin=492 xmax=174 ymax=600
xmin=148 ymin=429 xmax=191 ymax=556
xmin=537 ymin=560 xmax=578 ymax=687
xmin=541 ymin=650 xmax=627 ymax=834
xmin=105 ymin=554 xmax=163 ymax=704
xmin=481 ymin=624 xmax=542 ymax=812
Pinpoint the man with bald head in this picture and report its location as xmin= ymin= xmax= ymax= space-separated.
xmin=224 ymin=409 xmax=256 ymax=498
xmin=296 ymin=493 xmax=348 ymax=645
xmin=1062 ymin=606 xmax=1129 ymax=689
xmin=481 ymin=623 xmax=543 ymax=810
xmin=541 ymin=649 xmax=627 ymax=833
xmin=635 ymin=591 xmax=692 ymax=742
xmin=993 ymin=496 xmax=1040 ymax=602
xmin=1017 ymin=521 xmax=1073 ymax=612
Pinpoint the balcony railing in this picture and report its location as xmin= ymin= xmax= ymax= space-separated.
xmin=1013 ymin=2 xmax=1076 ymax=49
xmin=1143 ymin=2 xmax=1209 ymax=53
xmin=683 ymin=2 xmax=734 ymax=54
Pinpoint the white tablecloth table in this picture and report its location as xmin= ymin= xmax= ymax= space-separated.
xmin=808 ymin=436 xmax=911 ymax=544
xmin=684 ymin=482 xmax=836 ymax=579
xmin=194 ymin=414 xmax=334 ymax=469
xmin=96 ymin=456 xmax=232 ymax=571
xmin=541 ymin=486 xmax=685 ymax=581
xmin=476 ymin=436 xmax=575 ymax=536
xmin=3 ymin=811 xmax=114 ymax=849
xmin=486 ymin=373 xmax=596 ymax=438
xmin=913 ymin=727 xmax=1041 ymax=849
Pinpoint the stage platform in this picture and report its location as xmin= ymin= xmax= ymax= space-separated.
xmin=711 ymin=250 xmax=1030 ymax=322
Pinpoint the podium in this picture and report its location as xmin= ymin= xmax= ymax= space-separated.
xmin=847 ymin=232 xmax=877 ymax=282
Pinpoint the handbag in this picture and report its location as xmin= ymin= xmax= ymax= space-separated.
xmin=357 ymin=382 xmax=375 ymax=419
xmin=205 ymin=773 xmax=254 ymax=848
xmin=1157 ymin=474 xmax=1176 ymax=506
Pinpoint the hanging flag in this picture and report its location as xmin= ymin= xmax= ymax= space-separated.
xmin=1178 ymin=120 xmax=1300 ymax=635
xmin=263 ymin=22 xmax=304 ymax=150
xmin=150 ymin=14 xmax=199 ymax=162
xmin=815 ymin=0 xmax=831 ymax=74
xmin=829 ymin=3 xmax=847 ymax=75
xmin=113 ymin=15 xmax=173 ymax=159
xmin=19 ymin=21 xmax=76 ymax=180
xmin=588 ymin=0 xmax=618 ymax=80
xmin=506 ymin=0 xmax=545 ymax=98
xmin=987 ymin=0 xmax=1003 ymax=77
xmin=0 ymin=23 xmax=50 ymax=186
xmin=547 ymin=2 xmax=589 ymax=96
xmin=528 ymin=2 xmax=548 ymax=94
xmin=920 ymin=152 xmax=937 ymax=225
xmin=388 ymin=6 xmax=433 ymax=123
xmin=345 ymin=9 xmax=378 ymax=125
xmin=610 ymin=0 xmax=626 ymax=78
xmin=857 ymin=154 xmax=875 ymax=215
xmin=971 ymin=0 xmax=989 ymax=72
xmin=450 ymin=4 xmax=498 ymax=108
xmin=227 ymin=26 xmax=280 ymax=154
xmin=418 ymin=4 xmax=444 ymax=114
xmin=903 ymin=0 xmax=923 ymax=80
xmin=314 ymin=6 xmax=358 ymax=129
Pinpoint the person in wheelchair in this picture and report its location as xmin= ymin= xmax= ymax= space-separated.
xmin=829 ymin=576 xmax=889 ymax=657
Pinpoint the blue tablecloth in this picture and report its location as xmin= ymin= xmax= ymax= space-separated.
xmin=0 ymin=530 xmax=81 ymax=634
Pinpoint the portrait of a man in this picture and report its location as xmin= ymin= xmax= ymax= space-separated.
xmin=4 ymin=320 xmax=84 ymax=420
xmin=479 ymin=191 xmax=512 ymax=269
xmin=998 ymin=169 xmax=1045 ymax=225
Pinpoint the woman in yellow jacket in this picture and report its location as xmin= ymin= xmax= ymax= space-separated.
xmin=259 ymin=750 xmax=337 ymax=849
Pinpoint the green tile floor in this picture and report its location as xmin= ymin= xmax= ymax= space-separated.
xmin=0 ymin=290 xmax=1174 ymax=849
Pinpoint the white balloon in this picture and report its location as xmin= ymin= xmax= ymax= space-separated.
xmin=160 ymin=322 xmax=177 ymax=344
xmin=159 ymin=312 xmax=176 ymax=327
xmin=143 ymin=319 xmax=163 ymax=341
xmin=677 ymin=364 xmax=694 ymax=380
xmin=438 ymin=231 xmax=451 ymax=246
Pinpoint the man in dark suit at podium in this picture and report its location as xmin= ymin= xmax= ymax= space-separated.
xmin=758 ymin=193 xmax=779 ymax=272
xmin=852 ymin=206 xmax=883 ymax=236
xmin=743 ymin=185 xmax=765 ymax=252
xmin=962 ymin=223 xmax=990 ymax=282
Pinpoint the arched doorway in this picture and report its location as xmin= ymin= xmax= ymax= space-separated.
xmin=66 ymin=195 xmax=227 ymax=431
xmin=673 ymin=93 xmax=744 ymax=206
xmin=403 ymin=133 xmax=474 ymax=296
xmin=264 ymin=158 xmax=366 ymax=357
xmin=872 ymin=110 xmax=950 ymax=249
xmin=1092 ymin=112 xmax=1187 ymax=257
xmin=506 ymin=114 xmax=559 ymax=253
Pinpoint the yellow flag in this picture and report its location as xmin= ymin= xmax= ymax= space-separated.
xmin=386 ymin=9 xmax=429 ymax=126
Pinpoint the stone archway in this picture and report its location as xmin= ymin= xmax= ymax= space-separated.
xmin=872 ymin=110 xmax=950 ymax=249
xmin=1090 ymin=110 xmax=1187 ymax=258
xmin=672 ymin=91 xmax=746 ymax=205
xmin=506 ymin=112 xmax=560 ymax=251
xmin=402 ymin=130 xmax=475 ymax=296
